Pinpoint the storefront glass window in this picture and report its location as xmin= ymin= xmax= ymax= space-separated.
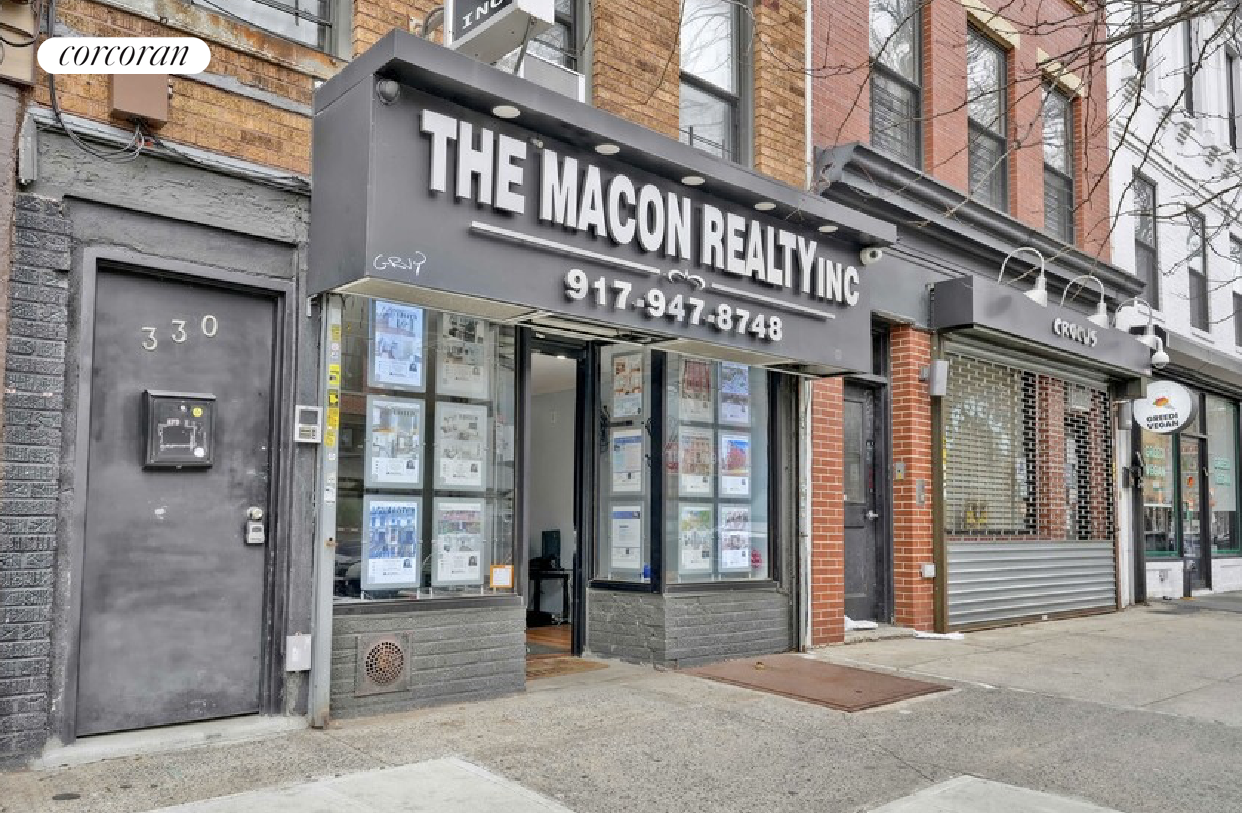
xmin=1206 ymin=396 xmax=1240 ymax=555
xmin=597 ymin=345 xmax=654 ymax=582
xmin=1180 ymin=435 xmax=1203 ymax=562
xmin=663 ymin=355 xmax=770 ymax=583
xmin=1141 ymin=430 xmax=1176 ymax=557
xmin=333 ymin=296 xmax=517 ymax=601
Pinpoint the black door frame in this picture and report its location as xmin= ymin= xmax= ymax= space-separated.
xmin=60 ymin=248 xmax=294 ymax=744
xmin=525 ymin=332 xmax=596 ymax=656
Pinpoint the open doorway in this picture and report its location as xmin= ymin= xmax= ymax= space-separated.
xmin=526 ymin=348 xmax=582 ymax=659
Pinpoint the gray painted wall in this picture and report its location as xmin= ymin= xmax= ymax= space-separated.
xmin=330 ymin=604 xmax=525 ymax=718
xmin=586 ymin=588 xmax=792 ymax=668
xmin=0 ymin=128 xmax=315 ymax=765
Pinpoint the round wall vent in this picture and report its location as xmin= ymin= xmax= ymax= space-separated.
xmin=364 ymin=640 xmax=405 ymax=686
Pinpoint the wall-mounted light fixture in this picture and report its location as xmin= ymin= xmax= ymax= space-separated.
xmin=997 ymin=246 xmax=1048 ymax=307
xmin=1060 ymin=274 xmax=1109 ymax=327
xmin=1113 ymin=296 xmax=1168 ymax=369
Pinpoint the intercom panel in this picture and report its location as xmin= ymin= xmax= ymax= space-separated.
xmin=144 ymin=390 xmax=217 ymax=469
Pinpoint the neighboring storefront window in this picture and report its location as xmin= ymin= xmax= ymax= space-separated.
xmin=663 ymin=355 xmax=770 ymax=583
xmin=1206 ymin=396 xmax=1240 ymax=555
xmin=942 ymin=352 xmax=1114 ymax=542
xmin=333 ymin=297 xmax=518 ymax=601
xmin=1141 ymin=430 xmax=1176 ymax=557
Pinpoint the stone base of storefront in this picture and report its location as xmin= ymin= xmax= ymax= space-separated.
xmin=329 ymin=604 xmax=526 ymax=719
xmin=1145 ymin=560 xmax=1242 ymax=600
xmin=585 ymin=588 xmax=793 ymax=668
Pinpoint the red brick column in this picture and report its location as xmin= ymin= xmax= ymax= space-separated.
xmin=810 ymin=376 xmax=845 ymax=645
xmin=890 ymin=327 xmax=935 ymax=631
xmin=921 ymin=0 xmax=968 ymax=191
xmin=1037 ymin=377 xmax=1067 ymax=539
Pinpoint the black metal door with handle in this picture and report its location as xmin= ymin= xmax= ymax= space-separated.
xmin=843 ymin=384 xmax=882 ymax=621
xmin=76 ymin=269 xmax=277 ymax=736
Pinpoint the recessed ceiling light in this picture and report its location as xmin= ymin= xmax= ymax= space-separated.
xmin=681 ymin=175 xmax=705 ymax=186
xmin=818 ymin=223 xmax=839 ymax=233
xmin=492 ymin=105 xmax=521 ymax=119
xmin=595 ymin=143 xmax=620 ymax=155
xmin=754 ymin=201 xmax=776 ymax=211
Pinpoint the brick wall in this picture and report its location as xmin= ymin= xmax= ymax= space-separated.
xmin=752 ymin=0 xmax=807 ymax=188
xmin=890 ymin=327 xmax=934 ymax=631
xmin=809 ymin=376 xmax=843 ymax=645
xmin=593 ymin=0 xmax=680 ymax=137
xmin=0 ymin=195 xmax=69 ymax=763
xmin=810 ymin=0 xmax=1112 ymax=261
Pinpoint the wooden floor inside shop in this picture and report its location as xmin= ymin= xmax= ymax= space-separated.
xmin=525 ymin=625 xmax=608 ymax=681
xmin=526 ymin=624 xmax=572 ymax=656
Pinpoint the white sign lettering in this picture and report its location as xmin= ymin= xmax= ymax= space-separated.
xmin=419 ymin=108 xmax=862 ymax=308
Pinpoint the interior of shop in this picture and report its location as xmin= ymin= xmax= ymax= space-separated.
xmin=526 ymin=351 xmax=580 ymax=657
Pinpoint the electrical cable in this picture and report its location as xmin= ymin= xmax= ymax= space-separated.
xmin=45 ymin=0 xmax=147 ymax=163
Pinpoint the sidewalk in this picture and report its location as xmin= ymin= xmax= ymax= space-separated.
xmin=2 ymin=604 xmax=1241 ymax=813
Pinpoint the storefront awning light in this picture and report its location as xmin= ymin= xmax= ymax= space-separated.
xmin=998 ymin=246 xmax=1048 ymax=308
xmin=595 ymin=143 xmax=620 ymax=155
xmin=491 ymin=104 xmax=521 ymax=119
xmin=754 ymin=201 xmax=775 ymax=211
xmin=680 ymin=175 xmax=705 ymax=186
xmin=818 ymin=223 xmax=839 ymax=233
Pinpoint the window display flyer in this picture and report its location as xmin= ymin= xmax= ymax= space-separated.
xmin=679 ymin=358 xmax=713 ymax=422
xmin=719 ymin=362 xmax=751 ymax=425
xmin=719 ymin=432 xmax=752 ymax=497
xmin=611 ymin=428 xmax=643 ymax=493
xmin=719 ymin=506 xmax=751 ymax=571
xmin=361 ymin=496 xmax=420 ymax=590
xmin=370 ymin=301 xmax=425 ymax=391
xmin=437 ymin=315 xmax=490 ymax=399
xmin=679 ymin=425 xmax=714 ymax=496
xmin=364 ymin=396 xmax=424 ymax=488
xmin=435 ymin=402 xmax=488 ymax=490
xmin=610 ymin=505 xmax=642 ymax=569
xmin=432 ymin=498 xmax=486 ymax=586
xmin=611 ymin=353 xmax=644 ymax=419
xmin=678 ymin=504 xmax=714 ymax=573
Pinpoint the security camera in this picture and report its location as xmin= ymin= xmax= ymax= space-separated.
xmin=1151 ymin=349 xmax=1169 ymax=369
xmin=859 ymin=247 xmax=884 ymax=266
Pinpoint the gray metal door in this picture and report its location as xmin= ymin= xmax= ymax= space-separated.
xmin=76 ymin=269 xmax=277 ymax=736
xmin=843 ymin=384 xmax=881 ymax=621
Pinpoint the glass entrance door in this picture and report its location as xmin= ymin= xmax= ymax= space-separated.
xmin=1179 ymin=435 xmax=1208 ymax=590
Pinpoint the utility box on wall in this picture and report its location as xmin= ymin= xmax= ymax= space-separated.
xmin=111 ymin=74 xmax=169 ymax=127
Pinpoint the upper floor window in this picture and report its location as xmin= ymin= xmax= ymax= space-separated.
xmin=1042 ymin=85 xmax=1075 ymax=243
xmin=210 ymin=0 xmax=333 ymax=50
xmin=680 ymin=0 xmax=744 ymax=161
xmin=1132 ymin=2 xmax=1149 ymax=79
xmin=869 ymin=0 xmax=922 ymax=167
xmin=1187 ymin=211 xmax=1209 ymax=331
xmin=1228 ymin=50 xmax=1240 ymax=151
xmin=528 ymin=0 xmax=581 ymax=70
xmin=966 ymin=28 xmax=1007 ymax=210
xmin=1133 ymin=176 xmax=1160 ymax=310
xmin=1184 ymin=19 xmax=1198 ymax=115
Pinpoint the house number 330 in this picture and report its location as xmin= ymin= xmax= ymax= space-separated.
xmin=141 ymin=316 xmax=219 ymax=351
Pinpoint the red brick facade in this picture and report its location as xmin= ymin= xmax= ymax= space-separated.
xmin=890 ymin=327 xmax=935 ymax=632
xmin=809 ymin=376 xmax=844 ymax=646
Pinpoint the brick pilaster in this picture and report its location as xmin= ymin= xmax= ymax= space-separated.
xmin=890 ymin=326 xmax=935 ymax=631
xmin=810 ymin=376 xmax=844 ymax=645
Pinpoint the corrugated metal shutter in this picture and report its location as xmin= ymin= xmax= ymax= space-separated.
xmin=947 ymin=542 xmax=1116 ymax=627
xmin=941 ymin=349 xmax=1117 ymax=629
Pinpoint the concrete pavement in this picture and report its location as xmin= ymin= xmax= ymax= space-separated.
xmin=2 ymin=603 xmax=1240 ymax=813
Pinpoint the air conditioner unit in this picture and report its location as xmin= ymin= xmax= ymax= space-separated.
xmin=517 ymin=52 xmax=586 ymax=102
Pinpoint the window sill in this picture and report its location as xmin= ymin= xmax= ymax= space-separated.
xmin=664 ymin=579 xmax=782 ymax=594
xmin=333 ymin=594 xmax=523 ymax=615
xmin=1190 ymin=327 xmax=1215 ymax=343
